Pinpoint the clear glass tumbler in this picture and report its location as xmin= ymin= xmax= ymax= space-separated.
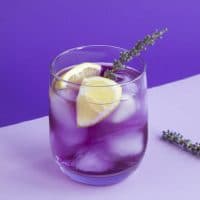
xmin=49 ymin=45 xmax=148 ymax=186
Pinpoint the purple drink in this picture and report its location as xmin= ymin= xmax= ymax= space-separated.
xmin=49 ymin=46 xmax=148 ymax=185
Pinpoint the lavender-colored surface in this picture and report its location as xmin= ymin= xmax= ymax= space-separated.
xmin=1 ymin=75 xmax=200 ymax=199
xmin=0 ymin=0 xmax=200 ymax=126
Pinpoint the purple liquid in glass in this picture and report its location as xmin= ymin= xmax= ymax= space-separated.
xmin=49 ymin=64 xmax=148 ymax=185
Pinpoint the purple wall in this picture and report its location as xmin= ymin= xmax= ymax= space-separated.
xmin=0 ymin=0 xmax=200 ymax=127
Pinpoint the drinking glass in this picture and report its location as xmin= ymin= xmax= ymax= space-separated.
xmin=49 ymin=45 xmax=148 ymax=185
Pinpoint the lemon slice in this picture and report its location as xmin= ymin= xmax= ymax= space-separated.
xmin=77 ymin=76 xmax=122 ymax=127
xmin=55 ymin=62 xmax=101 ymax=89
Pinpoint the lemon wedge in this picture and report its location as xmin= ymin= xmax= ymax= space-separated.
xmin=77 ymin=76 xmax=122 ymax=127
xmin=55 ymin=62 xmax=101 ymax=89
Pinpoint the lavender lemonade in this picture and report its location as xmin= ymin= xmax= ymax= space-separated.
xmin=49 ymin=46 xmax=148 ymax=186
xmin=49 ymin=29 xmax=167 ymax=185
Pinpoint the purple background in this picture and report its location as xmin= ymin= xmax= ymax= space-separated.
xmin=0 ymin=0 xmax=200 ymax=127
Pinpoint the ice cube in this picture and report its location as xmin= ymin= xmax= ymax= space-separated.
xmin=50 ymin=89 xmax=76 ymax=127
xmin=122 ymin=82 xmax=138 ymax=97
xmin=74 ymin=147 xmax=113 ymax=172
xmin=61 ymin=130 xmax=87 ymax=147
xmin=107 ymin=131 xmax=144 ymax=157
xmin=50 ymin=89 xmax=87 ymax=146
xmin=57 ymin=87 xmax=78 ymax=102
xmin=109 ymin=94 xmax=137 ymax=123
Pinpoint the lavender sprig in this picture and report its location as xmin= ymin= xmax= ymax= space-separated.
xmin=104 ymin=28 xmax=168 ymax=79
xmin=162 ymin=130 xmax=200 ymax=157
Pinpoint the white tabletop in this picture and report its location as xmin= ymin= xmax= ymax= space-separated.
xmin=1 ymin=75 xmax=200 ymax=200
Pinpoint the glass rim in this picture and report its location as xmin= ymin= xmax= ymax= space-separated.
xmin=50 ymin=45 xmax=146 ymax=87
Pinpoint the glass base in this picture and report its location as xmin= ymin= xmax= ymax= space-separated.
xmin=58 ymin=164 xmax=133 ymax=186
